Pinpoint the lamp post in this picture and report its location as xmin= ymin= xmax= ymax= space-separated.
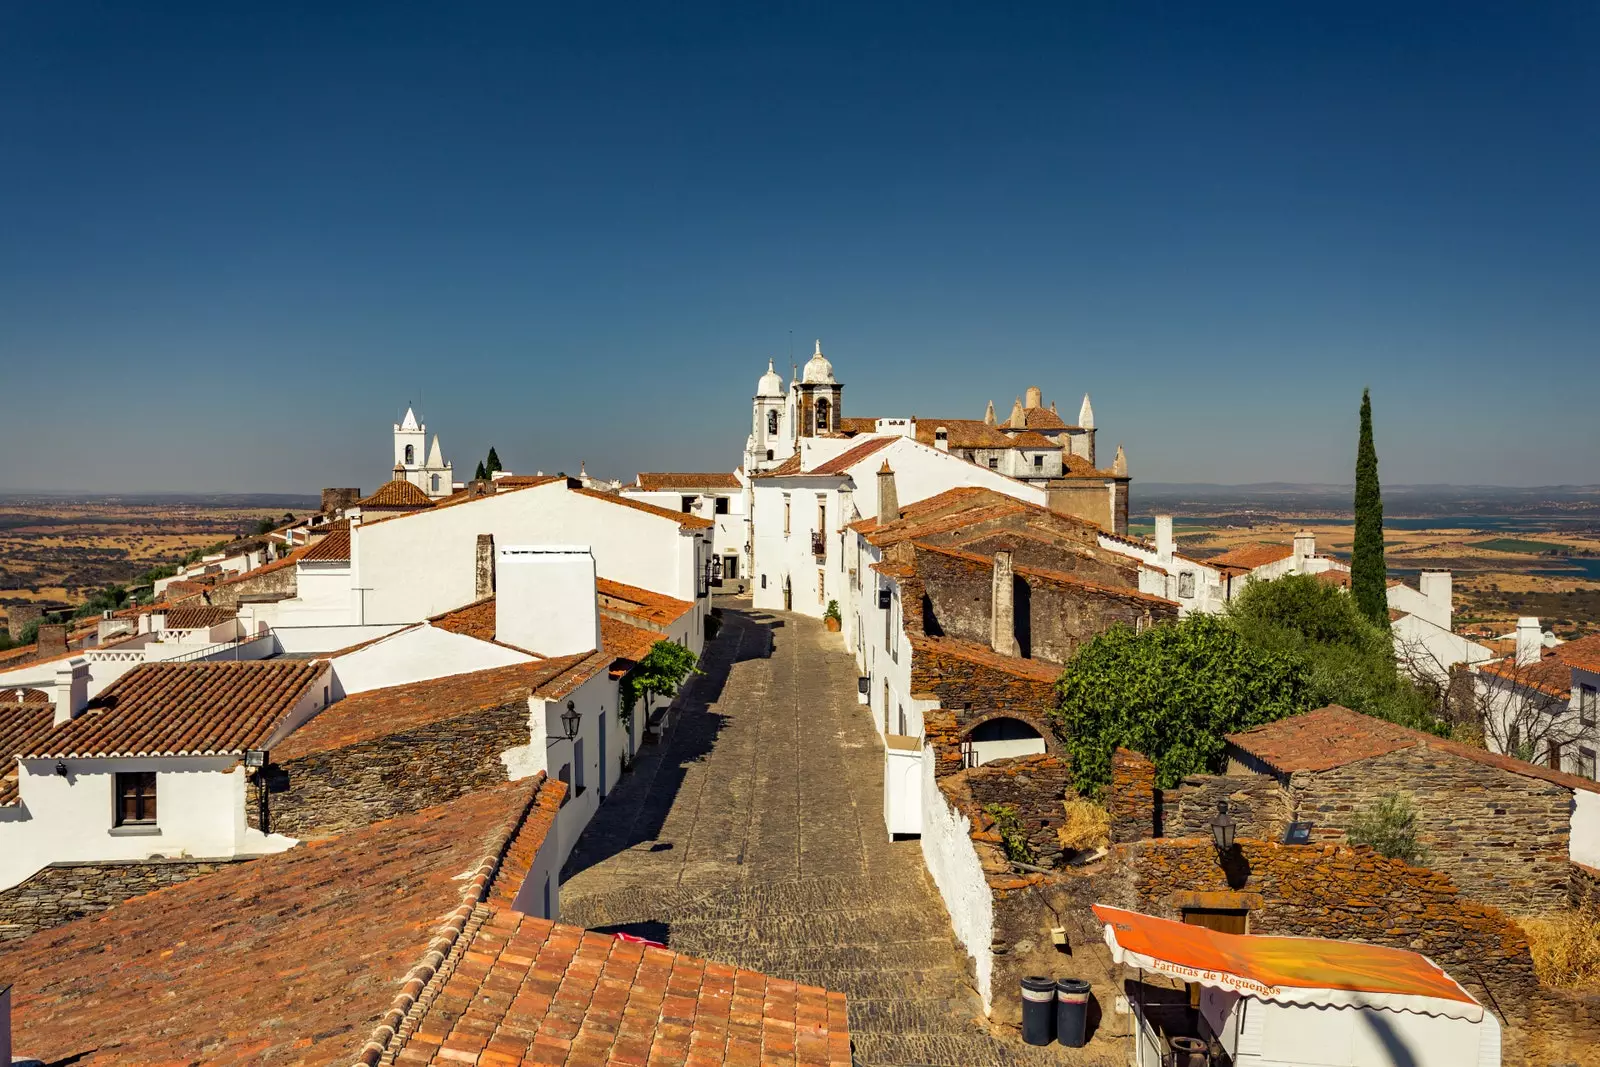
xmin=560 ymin=700 xmax=581 ymax=741
xmin=1209 ymin=799 xmax=1236 ymax=856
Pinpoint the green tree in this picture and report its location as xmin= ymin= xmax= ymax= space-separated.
xmin=1347 ymin=791 xmax=1427 ymax=865
xmin=475 ymin=460 xmax=488 ymax=481
xmin=1351 ymin=388 xmax=1389 ymax=627
xmin=486 ymin=447 xmax=502 ymax=475
xmin=255 ymin=517 xmax=277 ymax=535
xmin=619 ymin=640 xmax=700 ymax=725
xmin=1051 ymin=614 xmax=1312 ymax=795
xmin=1225 ymin=574 xmax=1442 ymax=734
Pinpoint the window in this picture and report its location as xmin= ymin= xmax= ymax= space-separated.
xmin=681 ymin=496 xmax=696 ymax=513
xmin=723 ymin=555 xmax=739 ymax=579
xmin=715 ymin=496 xmax=729 ymax=515
xmin=1580 ymin=747 xmax=1597 ymax=780
xmin=783 ymin=495 xmax=791 ymax=535
xmin=1548 ymin=740 xmax=1564 ymax=771
xmin=404 ymin=444 xmax=415 ymax=465
xmin=322 ymin=684 xmax=330 ymax=706
xmin=573 ymin=739 xmax=586 ymax=795
xmin=898 ymin=705 xmax=906 ymax=735
xmin=815 ymin=397 xmax=831 ymax=432
xmin=1581 ymin=685 xmax=1597 ymax=728
xmin=987 ymin=457 xmax=999 ymax=470
xmin=761 ymin=574 xmax=767 ymax=589
xmin=1178 ymin=572 xmax=1196 ymax=599
xmin=115 ymin=772 xmax=157 ymax=826
xmin=557 ymin=762 xmax=572 ymax=806
xmin=431 ymin=474 xmax=440 ymax=492
xmin=1032 ymin=454 xmax=1043 ymax=468
xmin=766 ymin=449 xmax=774 ymax=460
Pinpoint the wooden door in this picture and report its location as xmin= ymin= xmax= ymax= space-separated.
xmin=1182 ymin=909 xmax=1249 ymax=1007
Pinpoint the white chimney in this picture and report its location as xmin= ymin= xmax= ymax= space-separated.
xmin=1419 ymin=571 xmax=1453 ymax=627
xmin=1293 ymin=530 xmax=1315 ymax=570
xmin=495 ymin=546 xmax=600 ymax=657
xmin=54 ymin=657 xmax=89 ymax=726
xmin=1515 ymin=617 xmax=1543 ymax=667
xmin=1154 ymin=516 xmax=1174 ymax=563
xmin=934 ymin=426 xmax=950 ymax=452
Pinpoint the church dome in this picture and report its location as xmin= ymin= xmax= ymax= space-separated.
xmin=801 ymin=339 xmax=837 ymax=385
xmin=756 ymin=358 xmax=784 ymax=398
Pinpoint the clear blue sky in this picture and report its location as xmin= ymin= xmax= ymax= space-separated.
xmin=2 ymin=2 xmax=1597 ymax=493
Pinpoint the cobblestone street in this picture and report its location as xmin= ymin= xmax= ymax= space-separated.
xmin=559 ymin=605 xmax=1077 ymax=1066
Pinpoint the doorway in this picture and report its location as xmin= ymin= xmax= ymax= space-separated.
xmin=1182 ymin=908 xmax=1248 ymax=1007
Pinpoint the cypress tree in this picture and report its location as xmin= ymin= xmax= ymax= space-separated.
xmin=486 ymin=447 xmax=502 ymax=474
xmin=474 ymin=460 xmax=487 ymax=481
xmin=1351 ymin=388 xmax=1389 ymax=627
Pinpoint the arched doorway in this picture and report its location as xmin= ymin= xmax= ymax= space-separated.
xmin=962 ymin=715 xmax=1048 ymax=767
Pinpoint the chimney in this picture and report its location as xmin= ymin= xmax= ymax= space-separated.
xmin=991 ymin=551 xmax=1018 ymax=657
xmin=1009 ymin=397 xmax=1026 ymax=429
xmin=1155 ymin=516 xmax=1174 ymax=563
xmin=984 ymin=400 xmax=997 ymax=426
xmin=877 ymin=461 xmax=899 ymax=525
xmin=1515 ymin=617 xmax=1543 ymax=667
xmin=54 ymin=657 xmax=89 ymax=726
xmin=36 ymin=623 xmax=67 ymax=658
xmin=1293 ymin=529 xmax=1315 ymax=570
xmin=933 ymin=426 xmax=950 ymax=452
xmin=1024 ymin=386 xmax=1042 ymax=410
xmin=475 ymin=534 xmax=496 ymax=598
xmin=1419 ymin=571 xmax=1453 ymax=624
xmin=495 ymin=546 xmax=599 ymax=657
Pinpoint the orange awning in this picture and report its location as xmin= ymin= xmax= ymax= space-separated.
xmin=1093 ymin=904 xmax=1483 ymax=1022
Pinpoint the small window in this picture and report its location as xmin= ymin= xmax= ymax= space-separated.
xmin=681 ymin=496 xmax=695 ymax=513
xmin=557 ymin=762 xmax=572 ymax=806
xmin=1582 ymin=685 xmax=1597 ymax=727
xmin=715 ymin=496 xmax=729 ymax=515
xmin=403 ymin=444 xmax=415 ymax=465
xmin=783 ymin=495 xmax=791 ymax=535
xmin=574 ymin=738 xmax=587 ymax=796
xmin=322 ymin=684 xmax=330 ymax=706
xmin=761 ymin=574 xmax=767 ymax=589
xmin=766 ymin=449 xmax=774 ymax=460
xmin=431 ymin=473 xmax=440 ymax=492
xmin=115 ymin=771 xmax=157 ymax=826
xmin=1548 ymin=740 xmax=1564 ymax=771
xmin=987 ymin=457 xmax=999 ymax=470
xmin=1580 ymin=747 xmax=1597 ymax=780
xmin=1178 ymin=572 xmax=1196 ymax=599
xmin=767 ymin=410 xmax=779 ymax=436
xmin=1032 ymin=454 xmax=1043 ymax=468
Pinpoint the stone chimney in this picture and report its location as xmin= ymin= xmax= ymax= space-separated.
xmin=1112 ymin=445 xmax=1128 ymax=477
xmin=7 ymin=603 xmax=40 ymax=640
xmin=1024 ymin=386 xmax=1042 ymax=410
xmin=991 ymin=551 xmax=1019 ymax=657
xmin=495 ymin=546 xmax=599 ymax=657
xmin=475 ymin=534 xmax=496 ymax=599
xmin=933 ymin=426 xmax=950 ymax=452
xmin=54 ymin=657 xmax=89 ymax=726
xmin=877 ymin=461 xmax=899 ymax=525
xmin=1419 ymin=571 xmax=1453 ymax=624
xmin=1008 ymin=397 xmax=1026 ymax=429
xmin=984 ymin=400 xmax=997 ymax=426
xmin=1293 ymin=530 xmax=1316 ymax=570
xmin=320 ymin=487 xmax=361 ymax=515
xmin=1155 ymin=516 xmax=1174 ymax=563
xmin=36 ymin=623 xmax=67 ymax=658
xmin=1515 ymin=617 xmax=1543 ymax=667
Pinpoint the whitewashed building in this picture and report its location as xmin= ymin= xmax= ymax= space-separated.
xmin=621 ymin=471 xmax=750 ymax=587
xmin=391 ymin=405 xmax=456 ymax=499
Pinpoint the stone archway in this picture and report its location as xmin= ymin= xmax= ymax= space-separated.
xmin=959 ymin=710 xmax=1059 ymax=768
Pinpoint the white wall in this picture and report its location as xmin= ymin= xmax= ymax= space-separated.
xmin=918 ymin=746 xmax=995 ymax=1012
xmin=0 ymin=756 xmax=299 ymax=891
xmin=275 ymin=561 xmax=357 ymax=626
xmin=1574 ymin=789 xmax=1600 ymax=869
xmin=329 ymin=624 xmax=533 ymax=697
xmin=1393 ymin=612 xmax=1495 ymax=683
xmin=622 ymin=487 xmax=746 ymax=570
xmin=529 ymin=669 xmax=621 ymax=867
xmin=354 ymin=480 xmax=707 ymax=623
xmin=270 ymin=623 xmax=407 ymax=655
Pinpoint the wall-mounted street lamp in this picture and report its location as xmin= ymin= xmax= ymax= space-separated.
xmin=1210 ymin=799 xmax=1237 ymax=855
xmin=54 ymin=761 xmax=68 ymax=778
xmin=560 ymin=700 xmax=581 ymax=741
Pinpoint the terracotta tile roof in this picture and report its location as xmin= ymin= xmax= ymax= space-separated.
xmin=300 ymin=521 xmax=352 ymax=562
xmin=162 ymin=604 xmax=238 ymax=628
xmin=2 ymin=776 xmax=565 ymax=1065
xmin=0 ymin=703 xmax=56 ymax=805
xmin=0 ymin=643 xmax=41 ymax=666
xmin=400 ymin=911 xmax=851 ymax=1067
xmin=602 ymin=614 xmax=661 ymax=670
xmin=429 ymin=596 xmax=499 ymax=642
xmin=357 ymin=477 xmax=436 ymax=510
xmin=571 ymin=486 xmax=714 ymax=530
xmin=4 ymin=687 xmax=51 ymax=704
xmin=596 ymin=577 xmax=695 ymax=627
xmin=1022 ymin=407 xmax=1072 ymax=430
xmin=764 ymin=453 xmax=804 ymax=476
xmin=634 ymin=471 xmax=742 ymax=490
xmin=908 ymin=634 xmax=1063 ymax=683
xmin=24 ymin=660 xmax=326 ymax=759
xmin=1048 ymin=454 xmax=1122 ymax=481
xmin=838 ymin=417 xmax=878 ymax=434
xmin=214 ymin=539 xmax=315 ymax=588
xmin=913 ymin=419 xmax=1018 ymax=450
xmin=1316 ymin=569 xmax=1352 ymax=588
xmin=493 ymin=475 xmax=568 ymax=488
xmin=850 ymin=486 xmax=1099 ymax=548
xmin=1477 ymin=647 xmax=1580 ymax=700
xmin=1227 ymin=704 xmax=1600 ymax=794
xmin=1203 ymin=542 xmax=1296 ymax=571
xmin=794 ymin=436 xmax=893 ymax=476
xmin=1553 ymin=633 xmax=1600 ymax=677
xmin=273 ymin=657 xmax=589 ymax=761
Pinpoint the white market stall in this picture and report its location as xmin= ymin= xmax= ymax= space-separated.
xmin=1093 ymin=905 xmax=1501 ymax=1067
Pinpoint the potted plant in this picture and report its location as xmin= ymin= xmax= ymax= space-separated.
xmin=823 ymin=600 xmax=842 ymax=632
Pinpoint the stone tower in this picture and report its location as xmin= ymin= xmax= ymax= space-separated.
xmin=792 ymin=340 xmax=843 ymax=438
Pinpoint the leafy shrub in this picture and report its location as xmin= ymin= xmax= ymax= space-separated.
xmin=1522 ymin=907 xmax=1600 ymax=991
xmin=983 ymin=803 xmax=1035 ymax=865
xmin=1347 ymin=791 xmax=1427 ymax=864
xmin=823 ymin=599 xmax=841 ymax=623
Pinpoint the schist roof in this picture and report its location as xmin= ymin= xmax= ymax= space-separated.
xmin=0 ymin=703 xmax=56 ymax=804
xmin=1202 ymin=542 xmax=1296 ymax=572
xmin=849 ymin=485 xmax=1099 ymax=547
xmin=633 ymin=471 xmax=742 ymax=490
xmin=907 ymin=634 xmax=1064 ymax=683
xmin=1226 ymin=704 xmax=1600 ymax=795
xmin=162 ymin=604 xmax=238 ymax=628
xmin=22 ymin=660 xmax=326 ymax=759
xmin=299 ymin=521 xmax=352 ymax=562
xmin=2 ymin=777 xmax=565 ymax=1065
xmin=271 ymin=657 xmax=590 ymax=761
xmin=357 ymin=477 xmax=436 ymax=510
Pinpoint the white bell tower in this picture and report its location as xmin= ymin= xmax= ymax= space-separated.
xmin=745 ymin=358 xmax=794 ymax=473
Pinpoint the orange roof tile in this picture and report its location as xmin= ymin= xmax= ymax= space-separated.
xmin=1022 ymin=407 xmax=1073 ymax=430
xmin=3 ymin=776 xmax=566 ymax=1065
xmin=596 ymin=577 xmax=695 ymax=627
xmin=357 ymin=478 xmax=436 ymax=509
xmin=1 ymin=703 xmax=55 ymax=804
xmin=838 ymin=416 xmax=878 ymax=434
xmin=602 ymin=614 xmax=661 ymax=669
xmin=801 ymin=436 xmax=897 ymax=475
xmin=571 ymin=486 xmax=714 ymax=530
xmin=1204 ymin=542 xmax=1296 ymax=571
xmin=912 ymin=419 xmax=1019 ymax=450
xmin=299 ymin=521 xmax=352 ymax=562
xmin=1228 ymin=704 xmax=1600 ymax=794
xmin=634 ymin=471 xmax=742 ymax=490
xmin=1477 ymin=647 xmax=1579 ymax=700
xmin=273 ymin=657 xmax=590 ymax=761
xmin=908 ymin=634 xmax=1064 ymax=683
xmin=162 ymin=604 xmax=238 ymax=629
xmin=428 ymin=596 xmax=499 ymax=642
xmin=1552 ymin=633 xmax=1600 ymax=677
xmin=25 ymin=660 xmax=326 ymax=759
xmin=1316 ymin=569 xmax=1352 ymax=588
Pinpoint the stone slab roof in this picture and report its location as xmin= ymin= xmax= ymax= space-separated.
xmin=1226 ymin=704 xmax=1600 ymax=794
xmin=0 ymin=703 xmax=55 ymax=804
xmin=908 ymin=634 xmax=1063 ymax=683
xmin=1 ymin=776 xmax=563 ymax=1065
xmin=24 ymin=660 xmax=325 ymax=759
xmin=633 ymin=471 xmax=742 ymax=490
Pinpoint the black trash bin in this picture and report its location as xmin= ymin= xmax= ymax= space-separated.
xmin=1055 ymin=977 xmax=1091 ymax=1047
xmin=1019 ymin=975 xmax=1055 ymax=1045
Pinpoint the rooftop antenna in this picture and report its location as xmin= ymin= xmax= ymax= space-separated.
xmin=789 ymin=330 xmax=796 ymax=382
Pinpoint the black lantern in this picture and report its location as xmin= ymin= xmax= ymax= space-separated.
xmin=1210 ymin=799 xmax=1237 ymax=854
xmin=560 ymin=700 xmax=581 ymax=741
